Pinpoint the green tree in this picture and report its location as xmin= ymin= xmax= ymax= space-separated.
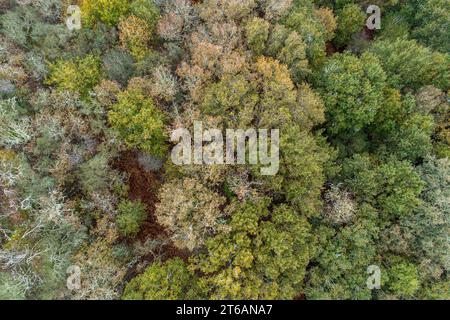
xmin=369 ymin=38 xmax=449 ymax=91
xmin=199 ymin=57 xmax=300 ymax=129
xmin=315 ymin=52 xmax=386 ymax=135
xmin=81 ymin=0 xmax=130 ymax=28
xmin=340 ymin=155 xmax=424 ymax=220
xmin=130 ymin=0 xmax=160 ymax=31
xmin=372 ymin=90 xmax=435 ymax=162
xmin=108 ymin=89 xmax=168 ymax=156
xmin=306 ymin=204 xmax=379 ymax=300
xmin=400 ymin=157 xmax=450 ymax=282
xmin=412 ymin=0 xmax=450 ymax=53
xmin=266 ymin=25 xmax=310 ymax=83
xmin=375 ymin=162 xmax=422 ymax=221
xmin=255 ymin=127 xmax=330 ymax=217
xmin=202 ymin=57 xmax=319 ymax=131
xmin=334 ymin=4 xmax=365 ymax=48
xmin=420 ymin=279 xmax=450 ymax=300
xmin=245 ymin=17 xmax=270 ymax=55
xmin=284 ymin=2 xmax=336 ymax=66
xmin=385 ymin=260 xmax=420 ymax=298
xmin=122 ymin=258 xmax=195 ymax=300
xmin=46 ymin=55 xmax=102 ymax=96
xmin=192 ymin=199 xmax=311 ymax=299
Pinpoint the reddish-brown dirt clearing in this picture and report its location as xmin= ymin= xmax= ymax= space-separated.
xmin=113 ymin=151 xmax=190 ymax=262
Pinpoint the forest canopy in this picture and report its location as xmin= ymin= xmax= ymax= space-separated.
xmin=0 ymin=0 xmax=448 ymax=300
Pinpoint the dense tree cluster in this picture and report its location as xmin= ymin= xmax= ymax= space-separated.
xmin=0 ymin=0 xmax=448 ymax=300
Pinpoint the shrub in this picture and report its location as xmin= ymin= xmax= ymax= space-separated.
xmin=94 ymin=80 xmax=121 ymax=107
xmin=157 ymin=12 xmax=184 ymax=41
xmin=149 ymin=66 xmax=178 ymax=102
xmin=116 ymin=200 xmax=147 ymax=237
xmin=102 ymin=49 xmax=135 ymax=85
xmin=35 ymin=0 xmax=63 ymax=23
xmin=0 ymin=272 xmax=27 ymax=300
xmin=79 ymin=153 xmax=112 ymax=195
xmin=0 ymin=98 xmax=31 ymax=148
xmin=0 ymin=7 xmax=37 ymax=47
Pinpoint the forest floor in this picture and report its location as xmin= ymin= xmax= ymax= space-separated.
xmin=114 ymin=151 xmax=190 ymax=263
